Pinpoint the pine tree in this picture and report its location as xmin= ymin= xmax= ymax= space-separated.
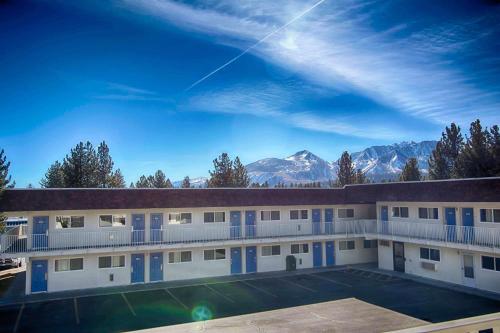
xmin=458 ymin=120 xmax=492 ymax=178
xmin=488 ymin=125 xmax=500 ymax=176
xmin=354 ymin=169 xmax=366 ymax=184
xmin=129 ymin=182 xmax=135 ymax=188
xmin=399 ymin=157 xmax=421 ymax=181
xmin=0 ymin=149 xmax=13 ymax=232
xmin=40 ymin=161 xmax=65 ymax=188
xmin=208 ymin=153 xmax=233 ymax=187
xmin=97 ymin=141 xmax=114 ymax=188
xmin=428 ymin=142 xmax=449 ymax=180
xmin=232 ymin=157 xmax=250 ymax=187
xmin=336 ymin=151 xmax=355 ymax=187
xmin=135 ymin=175 xmax=151 ymax=188
xmin=262 ymin=181 xmax=269 ymax=188
xmin=108 ymin=169 xmax=126 ymax=188
xmin=62 ymin=141 xmax=99 ymax=187
xmin=182 ymin=176 xmax=191 ymax=188
xmin=151 ymin=170 xmax=170 ymax=188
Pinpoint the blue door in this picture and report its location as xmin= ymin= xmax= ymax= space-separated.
xmin=246 ymin=246 xmax=257 ymax=273
xmin=313 ymin=242 xmax=322 ymax=268
xmin=150 ymin=252 xmax=163 ymax=282
xmin=462 ymin=208 xmax=474 ymax=243
xmin=131 ymin=253 xmax=145 ymax=283
xmin=445 ymin=208 xmax=456 ymax=241
xmin=325 ymin=241 xmax=335 ymax=266
xmin=31 ymin=259 xmax=48 ymax=293
xmin=381 ymin=206 xmax=389 ymax=234
xmin=230 ymin=247 xmax=242 ymax=274
xmin=150 ymin=213 xmax=163 ymax=243
xmin=33 ymin=216 xmax=49 ymax=249
xmin=245 ymin=211 xmax=256 ymax=238
xmin=132 ymin=214 xmax=145 ymax=244
xmin=325 ymin=209 xmax=334 ymax=234
xmin=230 ymin=211 xmax=241 ymax=239
xmin=312 ymin=209 xmax=321 ymax=235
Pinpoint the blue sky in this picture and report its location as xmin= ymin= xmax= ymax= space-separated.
xmin=1 ymin=0 xmax=499 ymax=187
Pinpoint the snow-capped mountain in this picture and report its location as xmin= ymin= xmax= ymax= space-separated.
xmin=172 ymin=177 xmax=208 ymax=188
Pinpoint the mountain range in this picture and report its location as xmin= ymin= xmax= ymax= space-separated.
xmin=174 ymin=140 xmax=438 ymax=187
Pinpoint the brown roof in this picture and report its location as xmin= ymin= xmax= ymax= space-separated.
xmin=1 ymin=178 xmax=499 ymax=212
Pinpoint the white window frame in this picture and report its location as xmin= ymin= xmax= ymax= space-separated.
xmin=168 ymin=251 xmax=192 ymax=264
xmin=481 ymin=255 xmax=500 ymax=272
xmin=339 ymin=240 xmax=356 ymax=251
xmin=480 ymin=209 xmax=500 ymax=223
xmin=168 ymin=212 xmax=192 ymax=225
xmin=338 ymin=208 xmax=354 ymax=219
xmin=261 ymin=210 xmax=280 ymax=221
xmin=204 ymin=211 xmax=226 ymax=223
xmin=98 ymin=255 xmax=125 ymax=269
xmin=419 ymin=247 xmax=440 ymax=262
xmin=55 ymin=215 xmax=85 ymax=229
xmin=204 ymin=248 xmax=226 ymax=261
xmin=391 ymin=207 xmax=409 ymax=218
xmin=99 ymin=214 xmax=126 ymax=228
xmin=261 ymin=245 xmax=281 ymax=257
xmin=289 ymin=209 xmax=308 ymax=220
xmin=418 ymin=207 xmax=439 ymax=220
xmin=54 ymin=258 xmax=84 ymax=272
xmin=291 ymin=243 xmax=309 ymax=254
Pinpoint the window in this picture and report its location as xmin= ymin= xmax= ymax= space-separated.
xmin=261 ymin=210 xmax=280 ymax=221
xmin=99 ymin=215 xmax=126 ymax=227
xmin=204 ymin=212 xmax=225 ymax=223
xmin=419 ymin=247 xmax=440 ymax=262
xmin=290 ymin=210 xmax=308 ymax=220
xmin=291 ymin=243 xmax=309 ymax=254
xmin=392 ymin=207 xmax=409 ymax=218
xmin=55 ymin=216 xmax=84 ymax=229
xmin=481 ymin=256 xmax=500 ymax=271
xmin=262 ymin=245 xmax=281 ymax=256
xmin=98 ymin=255 xmax=125 ymax=268
xmin=338 ymin=208 xmax=354 ymax=218
xmin=168 ymin=213 xmax=192 ymax=224
xmin=363 ymin=240 xmax=378 ymax=248
xmin=418 ymin=208 xmax=439 ymax=220
xmin=339 ymin=240 xmax=355 ymax=250
xmin=204 ymin=249 xmax=226 ymax=260
xmin=379 ymin=240 xmax=390 ymax=247
xmin=168 ymin=251 xmax=192 ymax=263
xmin=480 ymin=209 xmax=500 ymax=223
xmin=55 ymin=258 xmax=83 ymax=272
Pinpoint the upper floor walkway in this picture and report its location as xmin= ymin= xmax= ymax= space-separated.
xmin=1 ymin=219 xmax=499 ymax=257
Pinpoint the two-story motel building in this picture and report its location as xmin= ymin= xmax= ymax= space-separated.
xmin=0 ymin=178 xmax=499 ymax=295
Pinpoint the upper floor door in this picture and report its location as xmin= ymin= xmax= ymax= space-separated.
xmin=150 ymin=213 xmax=163 ymax=242
xmin=230 ymin=211 xmax=241 ymax=239
xmin=312 ymin=209 xmax=321 ymax=235
xmin=33 ymin=216 xmax=49 ymax=249
xmin=132 ymin=214 xmax=145 ymax=244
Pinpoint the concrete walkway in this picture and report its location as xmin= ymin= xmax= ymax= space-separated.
xmin=128 ymin=298 xmax=428 ymax=333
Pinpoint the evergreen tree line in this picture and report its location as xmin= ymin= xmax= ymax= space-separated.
xmin=206 ymin=153 xmax=250 ymax=187
xmin=0 ymin=149 xmax=14 ymax=232
xmin=40 ymin=141 xmax=126 ymax=188
xmin=130 ymin=170 xmax=173 ymax=188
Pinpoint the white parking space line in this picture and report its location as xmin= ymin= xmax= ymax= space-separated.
xmin=73 ymin=298 xmax=80 ymax=325
xmin=241 ymin=280 xmax=278 ymax=298
xmin=279 ymin=278 xmax=316 ymax=292
xmin=121 ymin=293 xmax=136 ymax=317
xmin=204 ymin=284 xmax=235 ymax=303
xmin=308 ymin=274 xmax=352 ymax=288
xmin=164 ymin=288 xmax=189 ymax=310
xmin=13 ymin=303 xmax=24 ymax=333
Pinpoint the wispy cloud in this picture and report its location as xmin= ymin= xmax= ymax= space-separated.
xmin=122 ymin=0 xmax=500 ymax=125
xmin=95 ymin=82 xmax=172 ymax=103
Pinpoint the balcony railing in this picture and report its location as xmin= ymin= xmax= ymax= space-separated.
xmin=375 ymin=220 xmax=500 ymax=249
xmin=0 ymin=219 xmax=377 ymax=254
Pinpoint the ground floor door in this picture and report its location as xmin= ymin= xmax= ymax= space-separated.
xmin=393 ymin=242 xmax=405 ymax=273
xmin=150 ymin=252 xmax=163 ymax=282
xmin=31 ymin=259 xmax=48 ymax=293
xmin=462 ymin=254 xmax=475 ymax=288
xmin=325 ymin=241 xmax=335 ymax=266
xmin=313 ymin=242 xmax=323 ymax=268
xmin=246 ymin=246 xmax=257 ymax=273
xmin=131 ymin=253 xmax=145 ymax=283
xmin=230 ymin=247 xmax=242 ymax=274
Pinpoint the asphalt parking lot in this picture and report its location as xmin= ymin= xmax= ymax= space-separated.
xmin=1 ymin=268 xmax=500 ymax=333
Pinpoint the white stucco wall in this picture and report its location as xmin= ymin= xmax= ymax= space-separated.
xmin=335 ymin=238 xmax=378 ymax=266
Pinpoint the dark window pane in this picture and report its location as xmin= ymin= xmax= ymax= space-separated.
xmin=401 ymin=207 xmax=409 ymax=218
xmin=496 ymin=258 xmax=500 ymax=272
xmin=204 ymin=250 xmax=214 ymax=260
xmin=348 ymin=241 xmax=355 ymax=250
xmin=72 ymin=216 xmax=84 ymax=228
xmin=494 ymin=209 xmax=500 ymax=223
xmin=291 ymin=244 xmax=299 ymax=254
xmin=70 ymin=258 xmax=83 ymax=270
xmin=418 ymin=208 xmax=427 ymax=219
xmin=99 ymin=256 xmax=111 ymax=268
xmin=272 ymin=245 xmax=280 ymax=255
xmin=430 ymin=249 xmax=440 ymax=261
xmin=482 ymin=256 xmax=494 ymax=270
xmin=181 ymin=251 xmax=191 ymax=262
xmin=303 ymin=244 xmax=309 ymax=253
xmin=204 ymin=212 xmax=214 ymax=223
xmin=301 ymin=210 xmax=308 ymax=219
xmin=420 ymin=248 xmax=429 ymax=260
xmin=271 ymin=211 xmax=280 ymax=220
xmin=215 ymin=249 xmax=226 ymax=259
xmin=290 ymin=210 xmax=299 ymax=220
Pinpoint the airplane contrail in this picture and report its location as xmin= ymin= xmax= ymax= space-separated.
xmin=185 ymin=0 xmax=327 ymax=91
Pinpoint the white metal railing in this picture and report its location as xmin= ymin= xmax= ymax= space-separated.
xmin=0 ymin=220 xmax=377 ymax=254
xmin=375 ymin=220 xmax=500 ymax=249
